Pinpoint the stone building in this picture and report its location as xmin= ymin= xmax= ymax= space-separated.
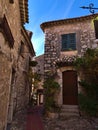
xmin=0 ymin=0 xmax=35 ymax=130
xmin=35 ymin=54 xmax=44 ymax=105
xmin=35 ymin=54 xmax=44 ymax=77
xmin=41 ymin=13 xmax=98 ymax=115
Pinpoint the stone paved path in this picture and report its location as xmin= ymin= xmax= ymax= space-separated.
xmin=10 ymin=106 xmax=98 ymax=130
xmin=44 ymin=116 xmax=98 ymax=130
xmin=10 ymin=109 xmax=26 ymax=130
xmin=26 ymin=106 xmax=44 ymax=130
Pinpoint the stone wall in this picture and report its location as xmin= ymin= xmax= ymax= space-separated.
xmin=0 ymin=1 xmax=34 ymax=130
xmin=0 ymin=1 xmax=22 ymax=129
xmin=0 ymin=30 xmax=12 ymax=129
xmin=0 ymin=52 xmax=12 ymax=130
xmin=7 ymin=30 xmax=33 ymax=124
xmin=43 ymin=17 xmax=98 ymax=105
xmin=15 ymin=53 xmax=30 ymax=112
xmin=44 ymin=18 xmax=96 ymax=73
xmin=35 ymin=54 xmax=44 ymax=78
xmin=44 ymin=32 xmax=60 ymax=73
xmin=0 ymin=0 xmax=21 ymax=58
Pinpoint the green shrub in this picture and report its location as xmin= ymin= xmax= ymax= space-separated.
xmin=79 ymin=80 xmax=98 ymax=100
xmin=43 ymin=78 xmax=60 ymax=113
xmin=74 ymin=48 xmax=98 ymax=116
xmin=79 ymin=93 xmax=98 ymax=116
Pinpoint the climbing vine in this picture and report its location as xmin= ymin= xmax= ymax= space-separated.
xmin=43 ymin=74 xmax=60 ymax=113
xmin=74 ymin=48 xmax=98 ymax=116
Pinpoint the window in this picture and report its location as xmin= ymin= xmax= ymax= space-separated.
xmin=94 ymin=20 xmax=98 ymax=39
xmin=18 ymin=42 xmax=24 ymax=55
xmin=0 ymin=15 xmax=14 ymax=48
xmin=9 ymin=0 xmax=14 ymax=3
xmin=61 ymin=33 xmax=76 ymax=51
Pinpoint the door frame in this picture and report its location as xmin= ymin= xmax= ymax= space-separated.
xmin=62 ymin=70 xmax=78 ymax=105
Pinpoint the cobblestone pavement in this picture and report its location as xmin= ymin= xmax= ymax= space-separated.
xmin=44 ymin=116 xmax=98 ymax=130
xmin=10 ymin=109 xmax=27 ymax=130
xmin=10 ymin=107 xmax=98 ymax=130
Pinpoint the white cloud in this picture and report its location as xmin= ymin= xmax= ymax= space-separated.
xmin=32 ymin=34 xmax=44 ymax=56
xmin=63 ymin=0 xmax=76 ymax=17
xmin=27 ymin=0 xmax=76 ymax=56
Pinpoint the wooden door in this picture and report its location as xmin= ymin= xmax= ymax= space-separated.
xmin=63 ymin=70 xmax=78 ymax=105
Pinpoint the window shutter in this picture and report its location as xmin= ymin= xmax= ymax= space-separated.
xmin=61 ymin=33 xmax=76 ymax=51
xmin=9 ymin=0 xmax=14 ymax=3
xmin=69 ymin=33 xmax=76 ymax=50
xmin=94 ymin=20 xmax=98 ymax=39
xmin=62 ymin=34 xmax=68 ymax=50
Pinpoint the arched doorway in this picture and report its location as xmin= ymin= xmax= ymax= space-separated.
xmin=62 ymin=70 xmax=78 ymax=105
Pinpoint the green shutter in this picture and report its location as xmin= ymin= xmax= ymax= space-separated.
xmin=61 ymin=33 xmax=76 ymax=51
xmin=69 ymin=33 xmax=76 ymax=50
xmin=62 ymin=34 xmax=68 ymax=50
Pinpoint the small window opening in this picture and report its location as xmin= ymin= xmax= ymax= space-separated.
xmin=9 ymin=0 xmax=14 ymax=4
xmin=94 ymin=20 xmax=98 ymax=39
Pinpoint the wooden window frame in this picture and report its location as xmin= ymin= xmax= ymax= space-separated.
xmin=94 ymin=20 xmax=98 ymax=39
xmin=9 ymin=0 xmax=14 ymax=4
xmin=61 ymin=33 xmax=76 ymax=51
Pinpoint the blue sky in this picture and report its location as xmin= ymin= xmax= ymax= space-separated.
xmin=25 ymin=0 xmax=98 ymax=56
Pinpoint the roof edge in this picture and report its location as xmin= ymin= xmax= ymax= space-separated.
xmin=21 ymin=26 xmax=35 ymax=56
xmin=41 ymin=13 xmax=98 ymax=32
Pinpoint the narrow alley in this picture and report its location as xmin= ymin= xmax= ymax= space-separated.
xmin=26 ymin=105 xmax=44 ymax=130
xmin=10 ymin=105 xmax=98 ymax=130
xmin=1 ymin=1 xmax=98 ymax=130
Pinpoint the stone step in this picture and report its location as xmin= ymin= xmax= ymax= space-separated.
xmin=61 ymin=105 xmax=79 ymax=112
xmin=62 ymin=105 xmax=79 ymax=109
xmin=60 ymin=112 xmax=79 ymax=117
xmin=60 ymin=105 xmax=79 ymax=117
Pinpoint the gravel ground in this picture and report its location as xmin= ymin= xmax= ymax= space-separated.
xmin=10 ymin=110 xmax=27 ymax=130
xmin=44 ymin=116 xmax=98 ymax=130
xmin=10 ymin=108 xmax=98 ymax=130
